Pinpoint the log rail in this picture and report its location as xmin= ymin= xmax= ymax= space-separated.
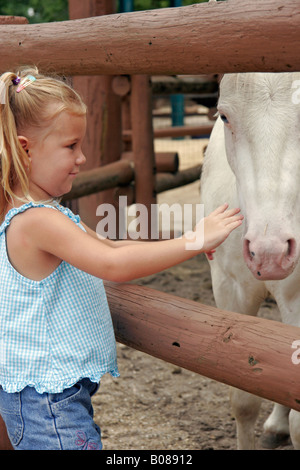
xmin=106 ymin=281 xmax=300 ymax=412
xmin=0 ymin=0 xmax=300 ymax=75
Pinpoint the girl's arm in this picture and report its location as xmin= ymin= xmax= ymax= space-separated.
xmin=80 ymin=204 xmax=238 ymax=256
xmin=24 ymin=203 xmax=243 ymax=283
xmin=80 ymin=221 xmax=144 ymax=248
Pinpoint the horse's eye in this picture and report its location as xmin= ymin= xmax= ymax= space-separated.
xmin=220 ymin=114 xmax=229 ymax=124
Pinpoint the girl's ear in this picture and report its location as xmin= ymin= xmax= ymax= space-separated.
xmin=17 ymin=135 xmax=30 ymax=154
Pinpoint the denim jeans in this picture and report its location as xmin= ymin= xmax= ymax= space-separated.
xmin=0 ymin=378 xmax=102 ymax=450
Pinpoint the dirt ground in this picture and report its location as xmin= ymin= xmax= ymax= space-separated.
xmin=91 ymin=178 xmax=294 ymax=451
xmin=93 ymin=254 xmax=294 ymax=451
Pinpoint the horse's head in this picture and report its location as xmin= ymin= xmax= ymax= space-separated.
xmin=218 ymin=73 xmax=300 ymax=280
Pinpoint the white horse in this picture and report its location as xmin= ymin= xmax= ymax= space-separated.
xmin=201 ymin=72 xmax=300 ymax=450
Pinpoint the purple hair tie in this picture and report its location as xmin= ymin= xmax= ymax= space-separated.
xmin=12 ymin=77 xmax=21 ymax=86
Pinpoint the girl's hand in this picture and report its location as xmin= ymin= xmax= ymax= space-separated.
xmin=193 ymin=203 xmax=243 ymax=254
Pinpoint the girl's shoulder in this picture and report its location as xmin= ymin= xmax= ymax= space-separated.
xmin=2 ymin=202 xmax=85 ymax=256
xmin=3 ymin=202 xmax=88 ymax=281
xmin=2 ymin=201 xmax=81 ymax=231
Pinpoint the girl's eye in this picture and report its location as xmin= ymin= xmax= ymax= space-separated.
xmin=220 ymin=114 xmax=229 ymax=124
xmin=68 ymin=143 xmax=76 ymax=150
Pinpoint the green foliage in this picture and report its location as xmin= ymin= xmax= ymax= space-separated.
xmin=0 ymin=0 xmax=227 ymax=23
xmin=0 ymin=0 xmax=68 ymax=23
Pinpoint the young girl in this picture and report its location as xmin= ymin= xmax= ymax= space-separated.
xmin=0 ymin=67 xmax=243 ymax=451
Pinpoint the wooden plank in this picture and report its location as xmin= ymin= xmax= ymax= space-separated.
xmin=122 ymin=151 xmax=179 ymax=174
xmin=0 ymin=16 xmax=28 ymax=24
xmin=155 ymin=165 xmax=202 ymax=194
xmin=62 ymin=163 xmax=201 ymax=202
xmin=123 ymin=124 xmax=213 ymax=141
xmin=105 ymin=281 xmax=300 ymax=412
xmin=0 ymin=1 xmax=299 ymax=75
xmin=62 ymin=160 xmax=134 ymax=201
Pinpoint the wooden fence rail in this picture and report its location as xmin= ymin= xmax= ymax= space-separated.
xmin=0 ymin=0 xmax=300 ymax=75
xmin=62 ymin=162 xmax=202 ymax=202
xmin=105 ymin=281 xmax=300 ymax=412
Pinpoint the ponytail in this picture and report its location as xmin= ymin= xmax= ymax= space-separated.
xmin=0 ymin=72 xmax=30 ymax=221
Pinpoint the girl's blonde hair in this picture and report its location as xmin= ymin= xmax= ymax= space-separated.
xmin=0 ymin=66 xmax=87 ymax=220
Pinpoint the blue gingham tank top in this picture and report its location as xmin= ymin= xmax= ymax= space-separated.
xmin=0 ymin=202 xmax=119 ymax=394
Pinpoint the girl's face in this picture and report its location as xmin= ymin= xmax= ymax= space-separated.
xmin=20 ymin=109 xmax=87 ymax=201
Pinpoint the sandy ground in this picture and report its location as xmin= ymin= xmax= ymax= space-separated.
xmin=92 ymin=177 xmax=294 ymax=451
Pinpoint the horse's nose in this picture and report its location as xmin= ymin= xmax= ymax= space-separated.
xmin=243 ymin=236 xmax=297 ymax=280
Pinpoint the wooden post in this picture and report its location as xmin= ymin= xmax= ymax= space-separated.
xmin=1 ymin=1 xmax=300 ymax=75
xmin=123 ymin=124 xmax=213 ymax=142
xmin=112 ymin=75 xmax=132 ymax=152
xmin=130 ymin=75 xmax=157 ymax=239
xmin=68 ymin=0 xmax=122 ymax=231
xmin=0 ymin=13 xmax=28 ymax=453
xmin=105 ymin=281 xmax=300 ymax=412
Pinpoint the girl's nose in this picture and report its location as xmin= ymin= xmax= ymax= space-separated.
xmin=76 ymin=150 xmax=86 ymax=166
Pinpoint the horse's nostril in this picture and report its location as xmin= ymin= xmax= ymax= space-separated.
xmin=243 ymin=239 xmax=256 ymax=264
xmin=287 ymin=238 xmax=296 ymax=258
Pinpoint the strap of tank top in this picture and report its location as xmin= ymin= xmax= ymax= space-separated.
xmin=0 ymin=201 xmax=81 ymax=234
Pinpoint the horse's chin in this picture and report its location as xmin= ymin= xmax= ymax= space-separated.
xmin=245 ymin=260 xmax=296 ymax=281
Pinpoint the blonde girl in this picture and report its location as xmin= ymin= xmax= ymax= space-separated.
xmin=0 ymin=67 xmax=243 ymax=450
